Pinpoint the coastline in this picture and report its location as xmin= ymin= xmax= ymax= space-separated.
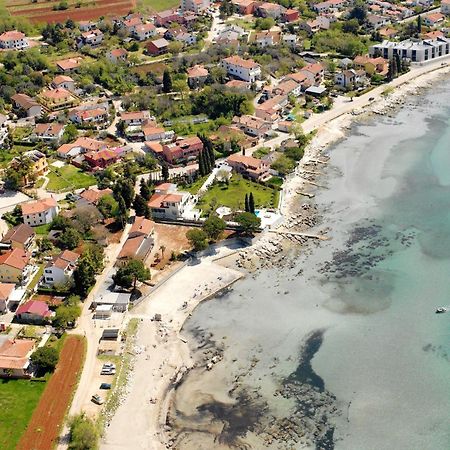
xmin=100 ymin=61 xmax=450 ymax=450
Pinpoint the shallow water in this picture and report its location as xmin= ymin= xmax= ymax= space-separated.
xmin=170 ymin=80 xmax=450 ymax=449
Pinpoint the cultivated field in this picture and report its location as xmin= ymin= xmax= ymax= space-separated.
xmin=16 ymin=336 xmax=86 ymax=450
xmin=6 ymin=0 xmax=136 ymax=23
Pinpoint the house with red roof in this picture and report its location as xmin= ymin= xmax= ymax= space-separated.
xmin=84 ymin=148 xmax=119 ymax=169
xmin=42 ymin=250 xmax=79 ymax=288
xmin=0 ymin=283 xmax=15 ymax=313
xmin=226 ymin=153 xmax=271 ymax=182
xmin=22 ymin=197 xmax=59 ymax=227
xmin=0 ymin=30 xmax=29 ymax=50
xmin=57 ymin=137 xmax=107 ymax=159
xmin=147 ymin=184 xmax=192 ymax=220
xmin=221 ymin=56 xmax=261 ymax=82
xmin=16 ymin=300 xmax=53 ymax=324
xmin=69 ymin=107 xmax=108 ymax=127
xmin=107 ymin=48 xmax=128 ymax=64
xmin=0 ymin=248 xmax=31 ymax=284
xmin=117 ymin=217 xmax=155 ymax=266
xmin=0 ymin=339 xmax=35 ymax=378
xmin=162 ymin=136 xmax=203 ymax=165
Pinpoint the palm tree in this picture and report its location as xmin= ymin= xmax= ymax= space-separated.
xmin=159 ymin=245 xmax=166 ymax=260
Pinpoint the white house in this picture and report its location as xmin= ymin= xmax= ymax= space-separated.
xmin=43 ymin=250 xmax=79 ymax=287
xmin=51 ymin=75 xmax=75 ymax=91
xmin=120 ymin=111 xmax=152 ymax=126
xmin=335 ymin=69 xmax=366 ymax=88
xmin=21 ymin=197 xmax=59 ymax=227
xmin=106 ymin=48 xmax=128 ymax=64
xmin=181 ymin=0 xmax=210 ymax=13
xmin=57 ymin=137 xmax=107 ymax=159
xmin=0 ymin=31 xmax=29 ymax=50
xmin=31 ymin=123 xmax=65 ymax=143
xmin=133 ymin=23 xmax=156 ymax=41
xmin=147 ymin=184 xmax=192 ymax=219
xmin=69 ymin=107 xmax=108 ymax=127
xmin=221 ymin=56 xmax=261 ymax=83
xmin=77 ymin=29 xmax=103 ymax=48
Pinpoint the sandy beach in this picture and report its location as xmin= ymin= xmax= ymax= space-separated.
xmin=99 ymin=59 xmax=450 ymax=450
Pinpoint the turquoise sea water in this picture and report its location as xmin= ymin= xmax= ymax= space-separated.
xmin=171 ymin=81 xmax=450 ymax=449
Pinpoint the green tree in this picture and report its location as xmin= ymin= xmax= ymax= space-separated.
xmin=69 ymin=413 xmax=99 ymax=450
xmin=203 ymin=215 xmax=226 ymax=241
xmin=37 ymin=237 xmax=53 ymax=252
xmin=115 ymin=195 xmax=129 ymax=229
xmin=73 ymin=257 xmax=96 ymax=298
xmin=162 ymin=69 xmax=172 ymax=93
xmin=161 ymin=162 xmax=169 ymax=181
xmin=248 ymin=192 xmax=255 ymax=214
xmin=417 ymin=14 xmax=422 ymax=34
xmin=97 ymin=194 xmax=119 ymax=219
xmin=30 ymin=347 xmax=59 ymax=374
xmin=53 ymin=303 xmax=81 ymax=329
xmin=133 ymin=194 xmax=150 ymax=218
xmin=140 ymin=178 xmax=151 ymax=201
xmin=244 ymin=193 xmax=249 ymax=212
xmin=235 ymin=212 xmax=261 ymax=235
xmin=58 ymin=227 xmax=82 ymax=250
xmin=113 ymin=259 xmax=150 ymax=290
xmin=63 ymin=123 xmax=78 ymax=143
xmin=113 ymin=179 xmax=135 ymax=208
xmin=186 ymin=228 xmax=208 ymax=251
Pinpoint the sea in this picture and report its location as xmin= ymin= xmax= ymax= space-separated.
xmin=169 ymin=78 xmax=450 ymax=450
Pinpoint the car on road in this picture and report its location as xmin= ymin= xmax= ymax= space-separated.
xmin=101 ymin=368 xmax=116 ymax=375
xmin=100 ymin=383 xmax=112 ymax=390
xmin=91 ymin=394 xmax=104 ymax=405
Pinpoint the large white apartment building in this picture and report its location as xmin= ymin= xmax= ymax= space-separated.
xmin=370 ymin=37 xmax=450 ymax=63
xmin=0 ymin=31 xmax=29 ymax=50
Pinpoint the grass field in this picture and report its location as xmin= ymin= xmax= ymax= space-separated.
xmin=46 ymin=164 xmax=96 ymax=192
xmin=0 ymin=379 xmax=47 ymax=450
xmin=138 ymin=0 xmax=180 ymax=12
xmin=198 ymin=176 xmax=279 ymax=213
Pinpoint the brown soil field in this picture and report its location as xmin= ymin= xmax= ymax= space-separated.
xmin=16 ymin=336 xmax=86 ymax=450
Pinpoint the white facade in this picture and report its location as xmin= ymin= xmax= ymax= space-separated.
xmin=222 ymin=57 xmax=261 ymax=83
xmin=23 ymin=204 xmax=59 ymax=227
xmin=182 ymin=0 xmax=210 ymax=13
xmin=370 ymin=38 xmax=450 ymax=63
xmin=0 ymin=31 xmax=29 ymax=50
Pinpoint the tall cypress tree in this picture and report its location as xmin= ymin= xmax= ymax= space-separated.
xmin=395 ymin=53 xmax=401 ymax=75
xmin=199 ymin=151 xmax=205 ymax=176
xmin=249 ymin=192 xmax=255 ymax=214
xmin=244 ymin=193 xmax=249 ymax=212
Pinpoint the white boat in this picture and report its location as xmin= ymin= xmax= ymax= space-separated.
xmin=435 ymin=307 xmax=448 ymax=314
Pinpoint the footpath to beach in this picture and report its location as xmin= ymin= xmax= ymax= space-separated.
xmin=98 ymin=56 xmax=450 ymax=450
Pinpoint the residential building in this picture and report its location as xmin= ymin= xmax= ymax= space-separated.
xmin=231 ymin=0 xmax=257 ymax=15
xmin=133 ymin=23 xmax=156 ymax=41
xmin=77 ymin=29 xmax=103 ymax=48
xmin=369 ymin=37 xmax=450 ymax=63
xmin=78 ymin=20 xmax=97 ymax=32
xmin=187 ymin=65 xmax=209 ymax=88
xmin=232 ymin=114 xmax=272 ymax=137
xmin=300 ymin=16 xmax=330 ymax=34
xmin=0 ymin=283 xmax=15 ymax=313
xmin=107 ymin=48 xmax=128 ymax=64
xmin=52 ymin=75 xmax=75 ymax=91
xmin=442 ymin=0 xmax=450 ymax=15
xmin=16 ymin=300 xmax=53 ymax=324
xmin=148 ymin=187 xmax=192 ymax=220
xmin=423 ymin=13 xmax=445 ymax=27
xmin=22 ymin=197 xmax=59 ymax=227
xmin=1 ymin=224 xmax=35 ymax=251
xmin=283 ymin=8 xmax=300 ymax=22
xmin=117 ymin=217 xmax=154 ymax=265
xmin=0 ymin=248 xmax=31 ymax=284
xmin=274 ymin=79 xmax=302 ymax=97
xmin=43 ymin=250 xmax=79 ymax=288
xmin=143 ymin=124 xmax=169 ymax=142
xmin=154 ymin=10 xmax=183 ymax=27
xmin=31 ymin=123 xmax=65 ymax=143
xmin=84 ymin=148 xmax=119 ymax=169
xmin=256 ymin=2 xmax=286 ymax=19
xmin=120 ymin=110 xmax=151 ymax=126
xmin=146 ymin=38 xmax=170 ymax=55
xmin=11 ymin=93 xmax=42 ymax=117
xmin=353 ymin=55 xmax=389 ymax=75
xmin=249 ymin=30 xmax=281 ymax=47
xmin=69 ymin=107 xmax=108 ymax=127
xmin=181 ymin=0 xmax=210 ymax=13
xmin=38 ymin=88 xmax=79 ymax=112
xmin=301 ymin=63 xmax=324 ymax=85
xmin=57 ymin=137 xmax=107 ymax=159
xmin=0 ymin=339 xmax=35 ymax=378
xmin=222 ymin=55 xmax=261 ymax=82
xmin=162 ymin=136 xmax=204 ymax=164
xmin=56 ymin=57 xmax=83 ymax=72
xmin=335 ymin=69 xmax=366 ymax=88
xmin=0 ymin=31 xmax=29 ymax=50
xmin=226 ymin=154 xmax=271 ymax=182
xmin=255 ymin=95 xmax=288 ymax=122
xmin=78 ymin=187 xmax=113 ymax=205
xmin=11 ymin=150 xmax=48 ymax=184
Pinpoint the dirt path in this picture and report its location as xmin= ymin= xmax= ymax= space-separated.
xmin=17 ymin=336 xmax=85 ymax=450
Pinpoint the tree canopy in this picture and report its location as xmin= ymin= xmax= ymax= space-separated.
xmin=31 ymin=347 xmax=59 ymax=374
xmin=113 ymin=259 xmax=151 ymax=290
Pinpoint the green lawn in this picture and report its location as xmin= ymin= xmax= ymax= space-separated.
xmin=0 ymin=145 xmax=37 ymax=169
xmin=46 ymin=164 xmax=96 ymax=192
xmin=0 ymin=379 xmax=47 ymax=450
xmin=34 ymin=223 xmax=52 ymax=235
xmin=138 ymin=0 xmax=180 ymax=12
xmin=198 ymin=176 xmax=279 ymax=213
xmin=184 ymin=175 xmax=208 ymax=195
